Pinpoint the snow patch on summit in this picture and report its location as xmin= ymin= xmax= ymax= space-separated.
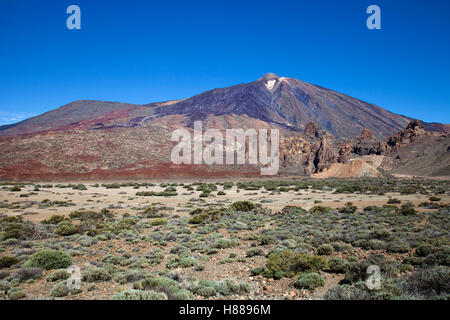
xmin=266 ymin=80 xmax=276 ymax=90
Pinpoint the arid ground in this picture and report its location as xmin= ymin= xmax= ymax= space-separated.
xmin=0 ymin=178 xmax=449 ymax=300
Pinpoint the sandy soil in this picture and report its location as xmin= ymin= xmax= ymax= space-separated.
xmin=0 ymin=182 xmax=444 ymax=223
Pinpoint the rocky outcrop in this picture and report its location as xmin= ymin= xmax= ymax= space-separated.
xmin=312 ymin=137 xmax=338 ymax=172
xmin=312 ymin=156 xmax=383 ymax=178
xmin=352 ymin=128 xmax=377 ymax=155
xmin=338 ymin=142 xmax=352 ymax=164
xmin=304 ymin=122 xmax=321 ymax=138
xmin=371 ymin=120 xmax=426 ymax=155
xmin=280 ymin=136 xmax=311 ymax=167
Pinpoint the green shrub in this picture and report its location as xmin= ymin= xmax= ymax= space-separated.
xmin=324 ymin=283 xmax=371 ymax=300
xmin=195 ymin=286 xmax=217 ymax=297
xmin=150 ymin=218 xmax=168 ymax=226
xmin=110 ymin=289 xmax=168 ymax=300
xmin=212 ymin=279 xmax=250 ymax=296
xmin=42 ymin=215 xmax=66 ymax=225
xmin=55 ymin=223 xmax=78 ymax=236
xmin=338 ymin=202 xmax=357 ymax=214
xmin=246 ymin=248 xmax=265 ymax=257
xmin=0 ymin=256 xmax=18 ymax=268
xmin=399 ymin=202 xmax=417 ymax=216
xmin=309 ymin=206 xmax=332 ymax=214
xmin=386 ymin=240 xmax=410 ymax=253
xmin=317 ymin=244 xmax=333 ymax=255
xmin=263 ymin=250 xmax=328 ymax=278
xmin=47 ymin=269 xmax=70 ymax=282
xmin=213 ymin=238 xmax=239 ymax=249
xmin=0 ymin=280 xmax=11 ymax=291
xmin=8 ymin=287 xmax=26 ymax=300
xmin=166 ymin=257 xmax=198 ymax=269
xmin=134 ymin=276 xmax=195 ymax=300
xmin=25 ymin=249 xmax=72 ymax=270
xmin=10 ymin=186 xmax=21 ymax=192
xmin=343 ymin=254 xmax=399 ymax=284
xmin=281 ymin=206 xmax=306 ymax=214
xmin=231 ymin=201 xmax=257 ymax=212
xmin=328 ymin=257 xmax=349 ymax=273
xmin=50 ymin=281 xmax=70 ymax=297
xmin=295 ymin=272 xmax=325 ymax=290
xmin=404 ymin=266 xmax=450 ymax=297
xmin=82 ymin=267 xmax=111 ymax=282
xmin=191 ymin=279 xmax=249 ymax=296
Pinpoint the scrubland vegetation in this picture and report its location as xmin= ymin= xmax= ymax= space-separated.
xmin=0 ymin=178 xmax=448 ymax=300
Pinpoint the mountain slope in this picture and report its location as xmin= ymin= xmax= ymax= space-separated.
xmin=152 ymin=73 xmax=411 ymax=140
xmin=1 ymin=73 xmax=413 ymax=140
xmin=0 ymin=74 xmax=448 ymax=180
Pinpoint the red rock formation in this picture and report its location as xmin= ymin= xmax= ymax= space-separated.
xmin=304 ymin=122 xmax=321 ymax=138
xmin=371 ymin=120 xmax=425 ymax=155
xmin=313 ymin=137 xmax=338 ymax=172
xmin=338 ymin=142 xmax=352 ymax=164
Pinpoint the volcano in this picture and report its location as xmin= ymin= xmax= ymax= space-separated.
xmin=0 ymin=74 xmax=448 ymax=180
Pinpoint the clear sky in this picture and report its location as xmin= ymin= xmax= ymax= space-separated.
xmin=1 ymin=0 xmax=449 ymax=125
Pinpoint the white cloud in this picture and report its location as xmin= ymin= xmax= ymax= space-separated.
xmin=0 ymin=112 xmax=36 ymax=126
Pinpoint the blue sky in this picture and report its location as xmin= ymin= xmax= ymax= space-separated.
xmin=0 ymin=0 xmax=449 ymax=125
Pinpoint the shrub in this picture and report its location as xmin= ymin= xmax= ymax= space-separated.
xmin=192 ymin=279 xmax=250 ymax=296
xmin=309 ymin=206 xmax=331 ymax=214
xmin=134 ymin=277 xmax=195 ymax=300
xmin=324 ymin=284 xmax=371 ymax=300
xmin=114 ymin=270 xmax=146 ymax=284
xmin=166 ymin=257 xmax=198 ymax=269
xmin=110 ymin=289 xmax=168 ymax=300
xmin=295 ymin=273 xmax=325 ymax=290
xmin=404 ymin=266 xmax=450 ymax=298
xmin=213 ymin=279 xmax=250 ymax=296
xmin=188 ymin=214 xmax=209 ymax=224
xmin=42 ymin=215 xmax=66 ymax=225
xmin=47 ymin=269 xmax=70 ymax=282
xmin=0 ymin=256 xmax=18 ymax=268
xmin=150 ymin=218 xmax=168 ymax=226
xmin=251 ymin=267 xmax=265 ymax=276
xmin=387 ymin=198 xmax=401 ymax=204
xmin=55 ymin=223 xmax=78 ymax=236
xmin=196 ymin=286 xmax=217 ymax=297
xmin=8 ymin=287 xmax=26 ymax=300
xmin=10 ymin=186 xmax=21 ymax=192
xmin=82 ymin=267 xmax=111 ymax=282
xmin=386 ymin=240 xmax=410 ymax=253
xmin=338 ymin=202 xmax=357 ymax=214
xmin=415 ymin=244 xmax=435 ymax=257
xmin=12 ymin=268 xmax=43 ymax=282
xmin=50 ymin=281 xmax=70 ymax=297
xmin=0 ymin=279 xmax=11 ymax=292
xmin=246 ymin=248 xmax=265 ymax=257
xmin=231 ymin=201 xmax=257 ymax=212
xmin=264 ymin=250 xmax=328 ymax=278
xmin=281 ymin=206 xmax=306 ymax=214
xmin=328 ymin=257 xmax=349 ymax=273
xmin=399 ymin=202 xmax=417 ymax=216
xmin=429 ymin=196 xmax=441 ymax=202
xmin=343 ymin=254 xmax=399 ymax=284
xmin=317 ymin=244 xmax=333 ymax=255
xmin=213 ymin=238 xmax=239 ymax=249
xmin=25 ymin=249 xmax=72 ymax=270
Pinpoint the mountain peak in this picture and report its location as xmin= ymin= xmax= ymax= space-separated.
xmin=259 ymin=73 xmax=280 ymax=81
